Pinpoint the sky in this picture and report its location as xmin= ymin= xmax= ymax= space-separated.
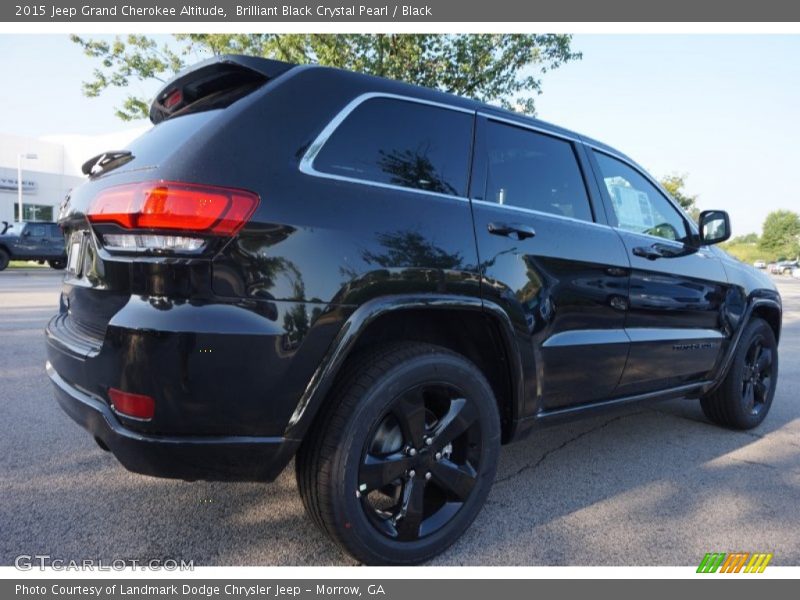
xmin=0 ymin=34 xmax=798 ymax=234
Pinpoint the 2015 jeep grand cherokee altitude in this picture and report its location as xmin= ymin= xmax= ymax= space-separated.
xmin=46 ymin=55 xmax=781 ymax=565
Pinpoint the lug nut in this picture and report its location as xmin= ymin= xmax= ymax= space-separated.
xmin=408 ymin=470 xmax=416 ymax=478
xmin=408 ymin=448 xmax=417 ymax=457
xmin=425 ymin=472 xmax=432 ymax=480
xmin=425 ymin=437 xmax=433 ymax=446
xmin=435 ymin=452 xmax=442 ymax=461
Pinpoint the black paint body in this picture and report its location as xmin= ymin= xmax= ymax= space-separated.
xmin=46 ymin=56 xmax=782 ymax=481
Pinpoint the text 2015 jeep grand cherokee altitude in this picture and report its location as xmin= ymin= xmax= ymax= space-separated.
xmin=46 ymin=55 xmax=781 ymax=565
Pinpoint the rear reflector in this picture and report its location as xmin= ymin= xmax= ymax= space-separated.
xmin=103 ymin=234 xmax=206 ymax=253
xmin=108 ymin=388 xmax=155 ymax=420
xmin=87 ymin=181 xmax=259 ymax=236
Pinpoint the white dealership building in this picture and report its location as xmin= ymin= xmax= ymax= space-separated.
xmin=0 ymin=128 xmax=147 ymax=224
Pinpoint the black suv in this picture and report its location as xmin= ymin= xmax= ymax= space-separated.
xmin=46 ymin=56 xmax=781 ymax=565
xmin=0 ymin=221 xmax=67 ymax=270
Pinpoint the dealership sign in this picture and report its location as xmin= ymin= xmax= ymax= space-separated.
xmin=0 ymin=176 xmax=36 ymax=194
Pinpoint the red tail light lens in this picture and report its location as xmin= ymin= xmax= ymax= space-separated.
xmin=87 ymin=181 xmax=259 ymax=236
xmin=108 ymin=388 xmax=155 ymax=420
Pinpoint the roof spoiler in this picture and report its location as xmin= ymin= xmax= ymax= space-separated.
xmin=149 ymin=55 xmax=296 ymax=124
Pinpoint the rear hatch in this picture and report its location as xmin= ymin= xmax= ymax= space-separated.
xmin=55 ymin=55 xmax=295 ymax=347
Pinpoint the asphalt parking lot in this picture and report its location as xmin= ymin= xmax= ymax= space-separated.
xmin=1 ymin=268 xmax=798 ymax=566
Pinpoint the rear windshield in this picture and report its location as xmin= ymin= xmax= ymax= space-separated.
xmin=124 ymin=110 xmax=221 ymax=165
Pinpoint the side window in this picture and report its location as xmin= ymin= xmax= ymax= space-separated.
xmin=49 ymin=224 xmax=62 ymax=238
xmin=313 ymin=97 xmax=473 ymax=197
xmin=593 ymin=151 xmax=689 ymax=242
xmin=29 ymin=224 xmax=46 ymax=237
xmin=483 ymin=121 xmax=593 ymax=222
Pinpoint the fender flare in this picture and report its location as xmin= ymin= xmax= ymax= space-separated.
xmin=705 ymin=294 xmax=782 ymax=395
xmin=283 ymin=294 xmax=526 ymax=441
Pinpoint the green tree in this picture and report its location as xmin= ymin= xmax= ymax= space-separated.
xmin=70 ymin=33 xmax=581 ymax=121
xmin=659 ymin=173 xmax=699 ymax=220
xmin=729 ymin=232 xmax=759 ymax=245
xmin=759 ymin=210 xmax=800 ymax=259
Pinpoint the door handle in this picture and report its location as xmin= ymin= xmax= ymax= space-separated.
xmin=632 ymin=246 xmax=663 ymax=260
xmin=487 ymin=222 xmax=536 ymax=240
xmin=633 ymin=243 xmax=685 ymax=260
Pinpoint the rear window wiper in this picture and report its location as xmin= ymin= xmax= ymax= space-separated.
xmin=81 ymin=150 xmax=134 ymax=176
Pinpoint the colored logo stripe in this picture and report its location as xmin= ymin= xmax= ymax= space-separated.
xmin=744 ymin=553 xmax=773 ymax=573
xmin=720 ymin=553 xmax=749 ymax=573
xmin=697 ymin=553 xmax=726 ymax=573
xmin=697 ymin=552 xmax=773 ymax=573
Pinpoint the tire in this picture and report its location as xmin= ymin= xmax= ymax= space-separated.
xmin=701 ymin=318 xmax=778 ymax=430
xmin=296 ymin=342 xmax=501 ymax=565
xmin=48 ymin=259 xmax=66 ymax=270
xmin=0 ymin=249 xmax=8 ymax=271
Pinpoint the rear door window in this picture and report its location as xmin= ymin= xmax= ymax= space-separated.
xmin=313 ymin=97 xmax=473 ymax=197
xmin=482 ymin=120 xmax=593 ymax=222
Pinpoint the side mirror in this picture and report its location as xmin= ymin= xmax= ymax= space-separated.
xmin=698 ymin=210 xmax=731 ymax=246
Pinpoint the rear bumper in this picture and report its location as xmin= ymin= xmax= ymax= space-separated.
xmin=47 ymin=362 xmax=298 ymax=481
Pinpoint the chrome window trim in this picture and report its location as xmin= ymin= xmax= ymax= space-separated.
xmin=477 ymin=112 xmax=580 ymax=143
xmin=470 ymin=198 xmax=612 ymax=231
xmin=298 ymin=92 xmax=474 ymax=201
xmin=587 ymin=144 xmax=701 ymax=238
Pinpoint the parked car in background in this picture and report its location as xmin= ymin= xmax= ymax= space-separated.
xmin=46 ymin=55 xmax=783 ymax=565
xmin=771 ymin=260 xmax=798 ymax=275
xmin=0 ymin=221 xmax=67 ymax=271
xmin=753 ymin=260 xmax=766 ymax=269
xmin=792 ymin=267 xmax=800 ymax=279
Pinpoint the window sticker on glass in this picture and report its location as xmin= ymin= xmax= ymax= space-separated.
xmin=606 ymin=179 xmax=656 ymax=230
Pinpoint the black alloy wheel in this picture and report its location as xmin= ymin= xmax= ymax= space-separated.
xmin=701 ymin=318 xmax=778 ymax=430
xmin=358 ymin=383 xmax=482 ymax=542
xmin=296 ymin=342 xmax=500 ymax=565
xmin=741 ymin=335 xmax=774 ymax=417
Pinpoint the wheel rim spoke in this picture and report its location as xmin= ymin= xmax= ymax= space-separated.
xmin=754 ymin=379 xmax=769 ymax=402
xmin=749 ymin=341 xmax=761 ymax=364
xmin=360 ymin=452 xmax=410 ymax=492
xmin=756 ymin=347 xmax=773 ymax=373
xmin=395 ymin=388 xmax=428 ymax=449
xmin=430 ymin=458 xmax=477 ymax=501
xmin=743 ymin=380 xmax=755 ymax=410
xmin=394 ymin=478 xmax=426 ymax=541
xmin=431 ymin=398 xmax=478 ymax=448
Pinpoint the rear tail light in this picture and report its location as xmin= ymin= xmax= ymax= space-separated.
xmin=108 ymin=388 xmax=155 ymax=420
xmin=87 ymin=181 xmax=259 ymax=252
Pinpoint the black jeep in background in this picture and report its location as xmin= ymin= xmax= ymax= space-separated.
xmin=46 ymin=55 xmax=781 ymax=565
xmin=0 ymin=221 xmax=67 ymax=270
